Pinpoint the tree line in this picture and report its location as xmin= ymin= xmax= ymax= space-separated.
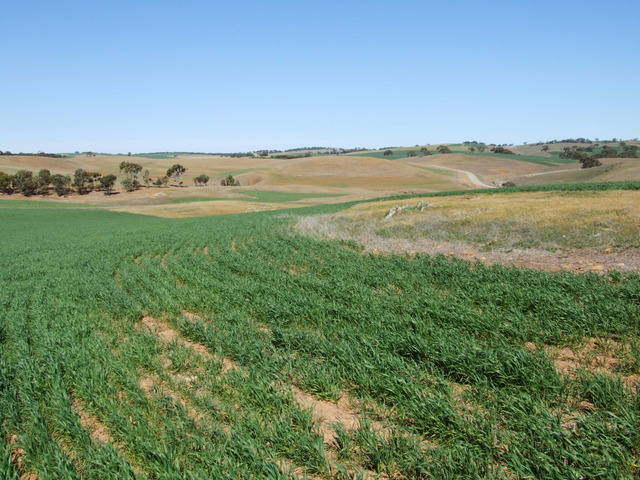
xmin=0 ymin=162 xmax=239 ymax=197
xmin=0 ymin=169 xmax=115 ymax=197
xmin=0 ymin=151 xmax=67 ymax=158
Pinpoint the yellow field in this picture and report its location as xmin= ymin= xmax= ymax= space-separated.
xmin=297 ymin=190 xmax=640 ymax=272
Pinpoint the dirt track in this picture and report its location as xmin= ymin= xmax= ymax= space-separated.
xmin=425 ymin=164 xmax=495 ymax=188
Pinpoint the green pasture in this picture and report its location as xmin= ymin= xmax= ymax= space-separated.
xmin=0 ymin=184 xmax=639 ymax=479
xmin=242 ymin=191 xmax=344 ymax=203
xmin=347 ymin=149 xmax=577 ymax=167
xmin=459 ymin=152 xmax=576 ymax=166
xmin=168 ymin=196 xmax=228 ymax=204
xmin=0 ymin=199 xmax=101 ymax=209
xmin=346 ymin=149 xmax=422 ymax=161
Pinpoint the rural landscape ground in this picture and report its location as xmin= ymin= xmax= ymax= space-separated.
xmin=1 ymin=141 xmax=639 ymax=479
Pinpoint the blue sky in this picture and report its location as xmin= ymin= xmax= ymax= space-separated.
xmin=2 ymin=0 xmax=639 ymax=153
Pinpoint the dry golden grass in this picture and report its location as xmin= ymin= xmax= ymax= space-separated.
xmin=301 ymin=190 xmax=640 ymax=252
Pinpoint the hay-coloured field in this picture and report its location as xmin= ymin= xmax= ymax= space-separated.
xmin=297 ymin=189 xmax=640 ymax=273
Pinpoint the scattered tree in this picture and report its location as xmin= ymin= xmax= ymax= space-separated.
xmin=73 ymin=169 xmax=92 ymax=194
xmin=0 ymin=172 xmax=13 ymax=194
xmin=436 ymin=145 xmax=451 ymax=154
xmin=37 ymin=169 xmax=51 ymax=185
xmin=119 ymin=161 xmax=143 ymax=191
xmin=50 ymin=174 xmax=71 ymax=196
xmin=120 ymin=178 xmax=136 ymax=192
xmin=13 ymin=170 xmax=36 ymax=196
xmin=599 ymin=146 xmax=618 ymax=158
xmin=468 ymin=147 xmax=475 ymax=153
xmin=166 ymin=164 xmax=187 ymax=186
xmin=99 ymin=174 xmax=117 ymax=195
xmin=406 ymin=150 xmax=417 ymax=157
xmin=579 ymin=157 xmax=602 ymax=169
xmin=541 ymin=145 xmax=549 ymax=152
xmin=194 ymin=174 xmax=210 ymax=186
xmin=490 ymin=146 xmax=515 ymax=154
xmin=35 ymin=169 xmax=52 ymax=195
xmin=143 ymin=170 xmax=151 ymax=187
xmin=220 ymin=175 xmax=240 ymax=186
xmin=383 ymin=150 xmax=393 ymax=156
xmin=620 ymin=145 xmax=639 ymax=158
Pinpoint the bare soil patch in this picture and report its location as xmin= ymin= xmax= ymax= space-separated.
xmin=141 ymin=315 xmax=209 ymax=357
xmin=140 ymin=314 xmax=238 ymax=373
xmin=72 ymin=400 xmax=114 ymax=444
xmin=7 ymin=433 xmax=39 ymax=480
xmin=291 ymin=387 xmax=387 ymax=445
xmin=544 ymin=338 xmax=639 ymax=390
xmin=138 ymin=373 xmax=204 ymax=422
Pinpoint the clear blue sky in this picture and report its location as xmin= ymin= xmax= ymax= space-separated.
xmin=2 ymin=0 xmax=639 ymax=153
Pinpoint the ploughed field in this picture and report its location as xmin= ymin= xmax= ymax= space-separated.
xmin=1 ymin=185 xmax=639 ymax=479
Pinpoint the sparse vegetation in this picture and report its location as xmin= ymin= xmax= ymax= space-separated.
xmin=220 ymin=174 xmax=240 ymax=186
xmin=193 ymin=174 xmax=210 ymax=186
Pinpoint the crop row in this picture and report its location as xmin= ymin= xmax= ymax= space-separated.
xmin=1 ymin=194 xmax=639 ymax=478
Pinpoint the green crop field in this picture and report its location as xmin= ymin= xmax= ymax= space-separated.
xmin=459 ymin=152 xmax=576 ymax=167
xmin=166 ymin=192 xmax=343 ymax=205
xmin=1 ymin=185 xmax=639 ymax=479
xmin=0 ymin=199 xmax=101 ymax=209
xmin=168 ymin=197 xmax=228 ymax=204
xmin=243 ymin=191 xmax=344 ymax=203
xmin=347 ymin=150 xmax=420 ymax=161
xmin=348 ymin=149 xmax=577 ymax=167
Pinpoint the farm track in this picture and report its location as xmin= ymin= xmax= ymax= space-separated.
xmin=1 ymin=192 xmax=639 ymax=479
xmin=414 ymin=163 xmax=495 ymax=188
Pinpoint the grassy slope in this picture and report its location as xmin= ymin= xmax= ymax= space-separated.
xmin=307 ymin=187 xmax=640 ymax=251
xmin=1 ymin=184 xmax=639 ymax=479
